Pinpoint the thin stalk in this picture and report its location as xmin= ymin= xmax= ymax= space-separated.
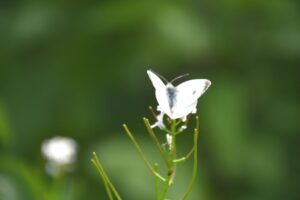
xmin=173 ymin=147 xmax=194 ymax=163
xmin=184 ymin=115 xmax=191 ymax=127
xmin=169 ymin=119 xmax=177 ymax=185
xmin=91 ymin=152 xmax=122 ymax=200
xmin=159 ymin=174 xmax=171 ymax=200
xmin=154 ymin=163 xmax=160 ymax=200
xmin=91 ymin=159 xmax=114 ymax=200
xmin=159 ymin=120 xmax=177 ymax=199
xmin=143 ymin=118 xmax=170 ymax=168
xmin=123 ymin=124 xmax=166 ymax=182
xmin=148 ymin=106 xmax=158 ymax=121
xmin=181 ymin=116 xmax=199 ymax=200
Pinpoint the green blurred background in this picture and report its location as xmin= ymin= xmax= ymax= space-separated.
xmin=0 ymin=0 xmax=299 ymax=200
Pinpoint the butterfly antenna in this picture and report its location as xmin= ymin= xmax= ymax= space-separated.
xmin=170 ymin=73 xmax=189 ymax=84
xmin=150 ymin=70 xmax=169 ymax=83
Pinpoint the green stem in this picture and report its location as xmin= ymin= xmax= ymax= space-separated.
xmin=159 ymin=119 xmax=177 ymax=199
xmin=91 ymin=159 xmax=114 ymax=200
xmin=173 ymin=147 xmax=194 ymax=163
xmin=123 ymin=124 xmax=166 ymax=182
xmin=154 ymin=163 xmax=160 ymax=200
xmin=181 ymin=116 xmax=199 ymax=200
xmin=148 ymin=106 xmax=158 ymax=121
xmin=91 ymin=152 xmax=122 ymax=200
xmin=169 ymin=120 xmax=177 ymax=185
xmin=143 ymin=118 xmax=170 ymax=168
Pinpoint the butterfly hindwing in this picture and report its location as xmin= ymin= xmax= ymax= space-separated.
xmin=171 ymin=79 xmax=211 ymax=119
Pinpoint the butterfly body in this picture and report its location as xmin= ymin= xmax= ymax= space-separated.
xmin=147 ymin=70 xmax=211 ymax=120
xmin=166 ymin=84 xmax=177 ymax=112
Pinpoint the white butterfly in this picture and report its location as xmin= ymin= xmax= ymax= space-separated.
xmin=147 ymin=70 xmax=211 ymax=120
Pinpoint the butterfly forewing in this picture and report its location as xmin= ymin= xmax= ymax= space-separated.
xmin=147 ymin=70 xmax=172 ymax=117
xmin=171 ymin=79 xmax=211 ymax=118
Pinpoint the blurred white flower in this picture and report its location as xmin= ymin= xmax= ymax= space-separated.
xmin=166 ymin=134 xmax=172 ymax=150
xmin=41 ymin=136 xmax=78 ymax=176
xmin=178 ymin=125 xmax=187 ymax=132
xmin=150 ymin=112 xmax=165 ymax=129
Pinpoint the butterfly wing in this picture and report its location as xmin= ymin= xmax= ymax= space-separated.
xmin=147 ymin=70 xmax=172 ymax=116
xmin=171 ymin=79 xmax=211 ymax=119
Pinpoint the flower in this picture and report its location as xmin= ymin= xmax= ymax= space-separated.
xmin=150 ymin=112 xmax=166 ymax=129
xmin=41 ymin=136 xmax=78 ymax=176
xmin=166 ymin=134 xmax=172 ymax=150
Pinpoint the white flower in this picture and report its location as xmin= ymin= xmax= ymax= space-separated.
xmin=42 ymin=136 xmax=78 ymax=166
xmin=150 ymin=112 xmax=165 ymax=129
xmin=178 ymin=125 xmax=187 ymax=132
xmin=166 ymin=134 xmax=172 ymax=150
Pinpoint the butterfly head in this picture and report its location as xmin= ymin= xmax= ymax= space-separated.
xmin=166 ymin=82 xmax=175 ymax=88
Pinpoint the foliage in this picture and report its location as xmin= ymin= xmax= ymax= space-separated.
xmin=0 ymin=1 xmax=299 ymax=200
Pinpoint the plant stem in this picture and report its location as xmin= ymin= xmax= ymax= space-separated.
xmin=123 ymin=124 xmax=166 ymax=182
xmin=91 ymin=159 xmax=114 ymax=200
xmin=181 ymin=116 xmax=199 ymax=200
xmin=143 ymin=118 xmax=170 ymax=168
xmin=169 ymin=119 xmax=177 ymax=185
xmin=173 ymin=147 xmax=194 ymax=163
xmin=148 ymin=106 xmax=158 ymax=121
xmin=154 ymin=163 xmax=160 ymax=200
xmin=91 ymin=152 xmax=122 ymax=200
xmin=159 ymin=119 xmax=177 ymax=199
